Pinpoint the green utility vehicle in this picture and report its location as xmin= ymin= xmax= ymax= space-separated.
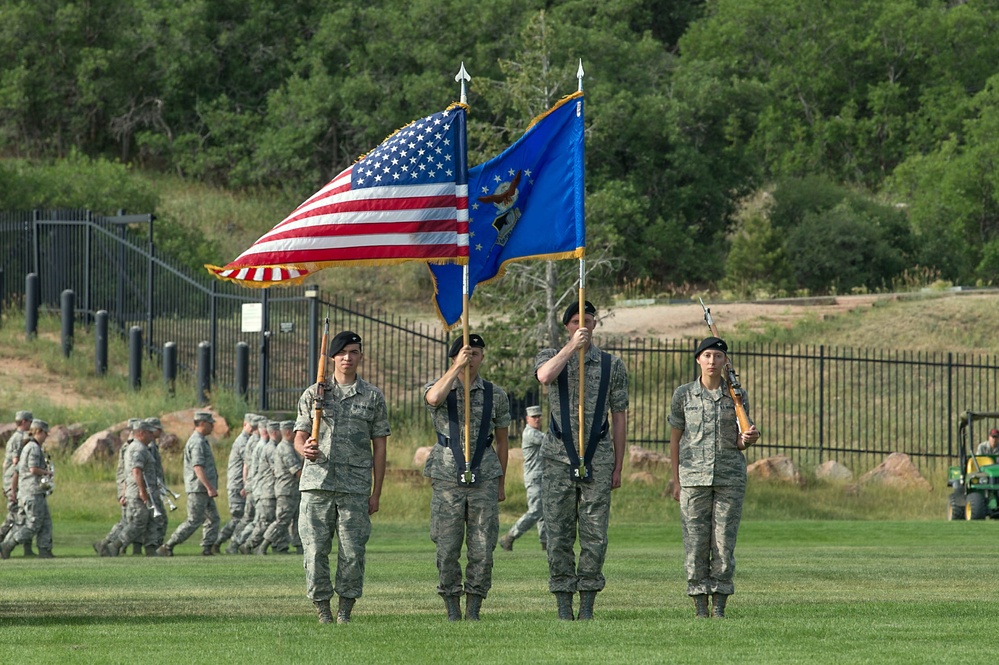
xmin=948 ymin=411 xmax=999 ymax=520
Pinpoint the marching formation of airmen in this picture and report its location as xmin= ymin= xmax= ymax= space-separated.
xmin=1 ymin=299 xmax=760 ymax=624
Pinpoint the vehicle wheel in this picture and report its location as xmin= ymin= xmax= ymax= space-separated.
xmin=948 ymin=494 xmax=964 ymax=521
xmin=966 ymin=492 xmax=988 ymax=520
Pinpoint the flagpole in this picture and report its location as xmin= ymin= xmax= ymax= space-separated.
xmin=456 ymin=62 xmax=474 ymax=484
xmin=575 ymin=60 xmax=587 ymax=479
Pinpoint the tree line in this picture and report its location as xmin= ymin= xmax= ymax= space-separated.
xmin=2 ymin=0 xmax=998 ymax=294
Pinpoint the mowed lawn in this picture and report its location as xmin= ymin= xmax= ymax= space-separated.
xmin=0 ymin=519 xmax=992 ymax=664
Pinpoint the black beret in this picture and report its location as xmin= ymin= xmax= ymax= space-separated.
xmin=562 ymin=300 xmax=597 ymax=325
xmin=448 ymin=333 xmax=485 ymax=358
xmin=694 ymin=336 xmax=728 ymax=359
xmin=329 ymin=330 xmax=362 ymax=356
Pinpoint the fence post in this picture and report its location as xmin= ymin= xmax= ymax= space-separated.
xmin=95 ymin=310 xmax=109 ymax=375
xmin=258 ymin=289 xmax=270 ymax=412
xmin=163 ymin=341 xmax=177 ymax=396
xmin=236 ymin=341 xmax=249 ymax=400
xmin=818 ymin=344 xmax=825 ymax=463
xmin=25 ymin=272 xmax=39 ymax=339
xmin=197 ymin=341 xmax=211 ymax=406
xmin=0 ymin=266 xmax=4 ymax=327
xmin=129 ymin=326 xmax=143 ymax=390
xmin=60 ymin=289 xmax=75 ymax=357
xmin=947 ymin=351 xmax=953 ymax=460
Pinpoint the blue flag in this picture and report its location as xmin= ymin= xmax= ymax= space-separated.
xmin=430 ymin=92 xmax=585 ymax=327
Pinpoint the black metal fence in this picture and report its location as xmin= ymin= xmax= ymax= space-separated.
xmin=0 ymin=209 xmax=450 ymax=417
xmin=3 ymin=209 xmax=999 ymax=474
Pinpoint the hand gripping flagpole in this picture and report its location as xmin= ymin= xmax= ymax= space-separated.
xmin=456 ymin=62 xmax=474 ymax=484
xmin=576 ymin=60 xmax=587 ymax=480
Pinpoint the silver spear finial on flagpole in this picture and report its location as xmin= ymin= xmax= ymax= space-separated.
xmin=577 ymin=59 xmax=584 ymax=92
xmin=455 ymin=62 xmax=471 ymax=104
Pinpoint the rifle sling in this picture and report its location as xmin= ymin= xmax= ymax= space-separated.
xmin=551 ymin=351 xmax=612 ymax=468
xmin=436 ymin=381 xmax=495 ymax=481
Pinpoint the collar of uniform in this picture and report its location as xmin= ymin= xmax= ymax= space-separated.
xmin=583 ymin=344 xmax=603 ymax=363
xmin=333 ymin=380 xmax=359 ymax=399
xmin=449 ymin=374 xmax=485 ymax=392
xmin=692 ymin=377 xmax=728 ymax=400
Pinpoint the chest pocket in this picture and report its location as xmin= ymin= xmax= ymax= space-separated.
xmin=350 ymin=402 xmax=374 ymax=421
xmin=684 ymin=405 xmax=703 ymax=433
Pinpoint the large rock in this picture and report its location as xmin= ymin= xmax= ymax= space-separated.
xmin=157 ymin=433 xmax=182 ymax=455
xmin=72 ymin=429 xmax=118 ymax=464
xmin=747 ymin=455 xmax=805 ymax=486
xmin=0 ymin=423 xmax=15 ymax=441
xmin=413 ymin=446 xmax=433 ymax=468
xmin=815 ymin=459 xmax=853 ymax=483
xmin=629 ymin=445 xmax=671 ymax=472
xmin=47 ymin=423 xmax=86 ymax=453
xmin=856 ymin=452 xmax=931 ymax=491
xmin=628 ymin=471 xmax=659 ymax=486
xmin=159 ymin=408 xmax=230 ymax=442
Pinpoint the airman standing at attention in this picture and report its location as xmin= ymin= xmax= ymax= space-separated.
xmin=424 ymin=334 xmax=510 ymax=622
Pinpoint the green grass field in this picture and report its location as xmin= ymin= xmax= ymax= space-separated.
xmin=1 ymin=515 xmax=993 ymax=664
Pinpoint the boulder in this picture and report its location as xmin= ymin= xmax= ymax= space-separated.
xmin=0 ymin=423 xmax=15 ymax=441
xmin=629 ymin=445 xmax=671 ymax=471
xmin=159 ymin=408 xmax=230 ymax=442
xmin=747 ymin=455 xmax=805 ymax=486
xmin=413 ymin=446 xmax=433 ymax=468
xmin=47 ymin=423 xmax=86 ymax=453
xmin=72 ymin=429 xmax=118 ymax=464
xmin=157 ymin=433 xmax=182 ymax=455
xmin=628 ymin=471 xmax=659 ymax=486
xmin=856 ymin=452 xmax=931 ymax=491
xmin=815 ymin=459 xmax=853 ymax=483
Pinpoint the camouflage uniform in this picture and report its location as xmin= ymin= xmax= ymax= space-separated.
xmin=295 ymin=379 xmax=389 ymax=602
xmin=164 ymin=430 xmax=220 ymax=550
xmin=1 ymin=436 xmax=51 ymax=552
xmin=668 ymin=379 xmax=752 ymax=597
xmin=217 ymin=424 xmax=251 ymax=547
xmin=231 ymin=423 xmax=263 ymax=550
xmin=505 ymin=422 xmax=546 ymax=546
xmin=535 ymin=345 xmax=629 ymax=594
xmin=1 ymin=428 xmax=27 ymax=539
xmin=101 ymin=433 xmax=134 ymax=548
xmin=264 ymin=430 xmax=302 ymax=553
xmin=147 ymin=437 xmax=168 ymax=548
xmin=243 ymin=427 xmax=277 ymax=552
xmin=423 ymin=376 xmax=511 ymax=599
xmin=115 ymin=439 xmax=156 ymax=551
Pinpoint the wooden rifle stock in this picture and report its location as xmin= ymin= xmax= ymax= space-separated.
xmin=312 ymin=313 xmax=330 ymax=443
xmin=698 ymin=298 xmax=752 ymax=444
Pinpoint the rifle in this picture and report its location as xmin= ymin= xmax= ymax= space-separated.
xmin=698 ymin=298 xmax=753 ymax=447
xmin=308 ymin=311 xmax=331 ymax=462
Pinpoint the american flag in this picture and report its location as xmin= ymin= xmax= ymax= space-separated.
xmin=208 ymin=105 xmax=469 ymax=287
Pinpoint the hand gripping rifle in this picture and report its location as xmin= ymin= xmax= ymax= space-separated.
xmin=698 ymin=298 xmax=752 ymax=447
xmin=309 ymin=311 xmax=331 ymax=461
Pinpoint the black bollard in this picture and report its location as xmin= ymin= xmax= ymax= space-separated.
xmin=235 ymin=341 xmax=249 ymax=399
xmin=60 ymin=289 xmax=75 ymax=358
xmin=129 ymin=326 xmax=143 ymax=390
xmin=95 ymin=310 xmax=109 ymax=376
xmin=196 ymin=341 xmax=211 ymax=405
xmin=163 ymin=342 xmax=177 ymax=396
xmin=25 ymin=273 xmax=39 ymax=339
